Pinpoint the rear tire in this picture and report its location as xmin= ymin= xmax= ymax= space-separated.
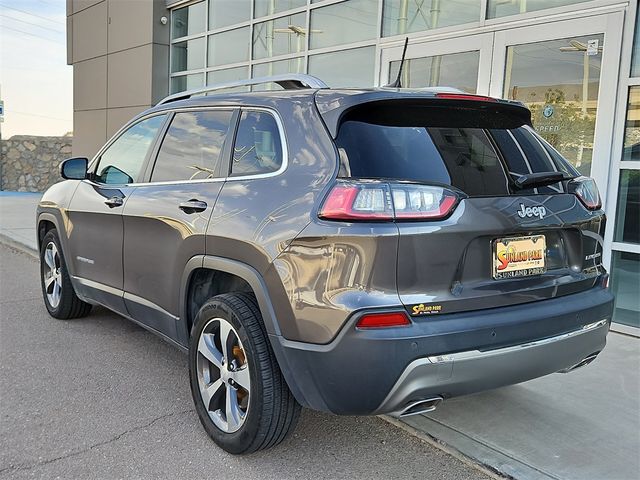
xmin=189 ymin=292 xmax=300 ymax=454
xmin=39 ymin=229 xmax=92 ymax=319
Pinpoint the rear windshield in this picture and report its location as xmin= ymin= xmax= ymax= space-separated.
xmin=335 ymin=106 xmax=578 ymax=196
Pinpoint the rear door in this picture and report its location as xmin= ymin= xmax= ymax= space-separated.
xmin=67 ymin=114 xmax=168 ymax=314
xmin=334 ymin=100 xmax=605 ymax=317
xmin=121 ymin=108 xmax=236 ymax=342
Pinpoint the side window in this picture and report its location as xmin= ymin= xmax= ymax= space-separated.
xmin=151 ymin=110 xmax=233 ymax=182
xmin=95 ymin=115 xmax=166 ymax=184
xmin=231 ymin=111 xmax=283 ymax=177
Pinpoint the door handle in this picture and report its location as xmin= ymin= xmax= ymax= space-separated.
xmin=104 ymin=196 xmax=124 ymax=208
xmin=179 ymin=199 xmax=208 ymax=214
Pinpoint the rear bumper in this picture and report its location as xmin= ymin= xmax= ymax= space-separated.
xmin=380 ymin=318 xmax=608 ymax=416
xmin=271 ymin=285 xmax=613 ymax=415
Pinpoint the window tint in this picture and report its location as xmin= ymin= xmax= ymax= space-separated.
xmin=336 ymin=121 xmax=509 ymax=196
xmin=231 ymin=111 xmax=283 ymax=176
xmin=335 ymin=108 xmax=576 ymax=197
xmin=151 ymin=110 xmax=233 ymax=182
xmin=95 ymin=115 xmax=166 ymax=185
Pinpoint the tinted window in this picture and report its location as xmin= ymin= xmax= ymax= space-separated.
xmin=95 ymin=115 xmax=166 ymax=184
xmin=151 ymin=110 xmax=233 ymax=182
xmin=336 ymin=121 xmax=508 ymax=196
xmin=231 ymin=111 xmax=283 ymax=177
xmin=335 ymin=110 xmax=575 ymax=197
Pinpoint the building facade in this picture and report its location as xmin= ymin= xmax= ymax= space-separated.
xmin=67 ymin=0 xmax=639 ymax=331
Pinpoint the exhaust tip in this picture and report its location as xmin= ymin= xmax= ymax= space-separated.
xmin=559 ymin=351 xmax=600 ymax=373
xmin=399 ymin=396 xmax=444 ymax=417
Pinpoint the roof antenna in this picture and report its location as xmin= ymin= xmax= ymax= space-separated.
xmin=385 ymin=37 xmax=409 ymax=88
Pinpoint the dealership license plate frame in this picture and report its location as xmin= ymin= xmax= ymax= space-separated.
xmin=493 ymin=234 xmax=547 ymax=280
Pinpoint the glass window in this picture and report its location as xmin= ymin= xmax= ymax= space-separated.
xmin=308 ymin=46 xmax=376 ymax=87
xmin=172 ymin=1 xmax=206 ymax=39
xmin=614 ymin=170 xmax=640 ymax=245
xmin=310 ymin=0 xmax=378 ymax=49
xmin=382 ymin=0 xmax=480 ymax=37
xmin=389 ymin=51 xmax=480 ymax=93
xmin=95 ymin=115 xmax=166 ymax=184
xmin=252 ymin=57 xmax=304 ymax=90
xmin=632 ymin=9 xmax=640 ymax=77
xmin=209 ymin=0 xmax=251 ymax=30
xmin=488 ymin=0 xmax=596 ymax=19
xmin=231 ymin=111 xmax=283 ymax=176
xmin=504 ymin=34 xmax=603 ymax=176
xmin=334 ymin=104 xmax=575 ymax=197
xmin=624 ymin=87 xmax=640 ymax=161
xmin=253 ymin=12 xmax=307 ymax=60
xmin=610 ymin=251 xmax=640 ymax=328
xmin=151 ymin=111 xmax=233 ymax=182
xmin=207 ymin=66 xmax=250 ymax=90
xmin=208 ymin=27 xmax=250 ymax=66
xmin=171 ymin=37 xmax=206 ymax=72
xmin=254 ymin=0 xmax=306 ymax=18
xmin=170 ymin=73 xmax=204 ymax=94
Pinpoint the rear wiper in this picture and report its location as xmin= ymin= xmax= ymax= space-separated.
xmin=512 ymin=171 xmax=573 ymax=190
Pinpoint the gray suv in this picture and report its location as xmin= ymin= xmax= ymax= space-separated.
xmin=37 ymin=74 xmax=613 ymax=454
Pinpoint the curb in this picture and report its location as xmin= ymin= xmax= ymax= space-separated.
xmin=0 ymin=233 xmax=38 ymax=259
xmin=380 ymin=415 xmax=510 ymax=480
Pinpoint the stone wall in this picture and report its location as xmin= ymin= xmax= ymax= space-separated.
xmin=0 ymin=135 xmax=72 ymax=192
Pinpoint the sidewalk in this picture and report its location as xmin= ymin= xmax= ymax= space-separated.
xmin=1 ymin=190 xmax=638 ymax=480
xmin=0 ymin=191 xmax=40 ymax=252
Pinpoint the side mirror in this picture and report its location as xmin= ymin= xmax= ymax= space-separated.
xmin=60 ymin=157 xmax=88 ymax=180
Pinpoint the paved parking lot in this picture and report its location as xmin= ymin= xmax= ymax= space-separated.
xmin=0 ymin=245 xmax=488 ymax=480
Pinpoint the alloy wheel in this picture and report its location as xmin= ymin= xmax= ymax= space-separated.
xmin=43 ymin=241 xmax=62 ymax=309
xmin=196 ymin=317 xmax=251 ymax=433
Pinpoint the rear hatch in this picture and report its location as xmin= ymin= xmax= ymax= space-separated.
xmin=321 ymin=94 xmax=606 ymax=317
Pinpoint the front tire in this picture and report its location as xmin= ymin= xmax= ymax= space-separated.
xmin=189 ymin=293 xmax=300 ymax=454
xmin=39 ymin=229 xmax=92 ymax=319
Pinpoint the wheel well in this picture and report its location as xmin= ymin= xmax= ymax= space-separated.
xmin=186 ymin=268 xmax=254 ymax=335
xmin=38 ymin=220 xmax=56 ymax=249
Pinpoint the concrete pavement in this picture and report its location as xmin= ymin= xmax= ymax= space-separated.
xmin=0 ymin=191 xmax=40 ymax=252
xmin=0 ymin=245 xmax=489 ymax=480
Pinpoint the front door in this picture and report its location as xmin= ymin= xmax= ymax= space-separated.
xmin=121 ymin=108 xmax=236 ymax=343
xmin=66 ymin=114 xmax=168 ymax=314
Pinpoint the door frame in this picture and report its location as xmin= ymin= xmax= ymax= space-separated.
xmin=490 ymin=12 xmax=626 ymax=210
xmin=379 ymin=33 xmax=495 ymax=94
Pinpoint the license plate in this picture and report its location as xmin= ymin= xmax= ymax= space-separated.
xmin=493 ymin=235 xmax=546 ymax=279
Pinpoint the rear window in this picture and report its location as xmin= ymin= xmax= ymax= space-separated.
xmin=335 ymin=106 xmax=577 ymax=197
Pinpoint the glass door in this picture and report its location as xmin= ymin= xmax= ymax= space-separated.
xmin=379 ymin=33 xmax=494 ymax=94
xmin=490 ymin=13 xmax=625 ymax=193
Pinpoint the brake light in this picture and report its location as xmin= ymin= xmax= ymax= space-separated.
xmin=356 ymin=312 xmax=410 ymax=329
xmin=319 ymin=180 xmax=460 ymax=221
xmin=435 ymin=93 xmax=497 ymax=102
xmin=569 ymin=176 xmax=601 ymax=210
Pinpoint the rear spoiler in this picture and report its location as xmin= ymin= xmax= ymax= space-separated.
xmin=314 ymin=90 xmax=532 ymax=138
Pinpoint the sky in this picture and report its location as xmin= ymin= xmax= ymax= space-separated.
xmin=0 ymin=0 xmax=72 ymax=138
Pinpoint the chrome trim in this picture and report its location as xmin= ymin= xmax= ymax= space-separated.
xmin=123 ymin=291 xmax=179 ymax=321
xmin=156 ymin=74 xmax=328 ymax=106
xmin=87 ymin=107 xmax=289 ymax=187
xmin=428 ymin=319 xmax=609 ymax=363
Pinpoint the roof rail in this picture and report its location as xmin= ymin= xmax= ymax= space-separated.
xmin=156 ymin=74 xmax=328 ymax=106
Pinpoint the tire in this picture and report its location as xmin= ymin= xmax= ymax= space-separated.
xmin=40 ymin=229 xmax=92 ymax=319
xmin=189 ymin=292 xmax=301 ymax=454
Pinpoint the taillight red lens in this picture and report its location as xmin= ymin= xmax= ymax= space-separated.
xmin=356 ymin=312 xmax=410 ymax=329
xmin=435 ymin=93 xmax=497 ymax=102
xmin=319 ymin=181 xmax=459 ymax=222
xmin=569 ymin=176 xmax=601 ymax=210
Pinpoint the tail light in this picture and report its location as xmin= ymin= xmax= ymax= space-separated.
xmin=569 ymin=176 xmax=601 ymax=210
xmin=319 ymin=180 xmax=460 ymax=221
xmin=356 ymin=312 xmax=410 ymax=329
